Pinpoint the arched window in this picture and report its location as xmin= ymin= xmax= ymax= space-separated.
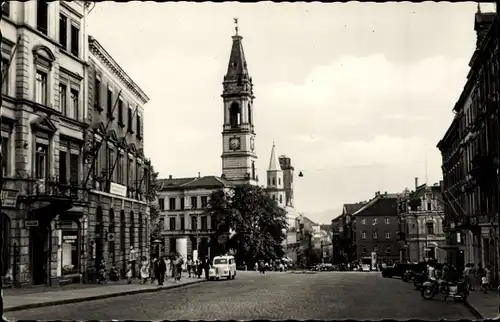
xmin=1 ymin=213 xmax=11 ymax=276
xmin=109 ymin=209 xmax=115 ymax=264
xmin=279 ymin=195 xmax=283 ymax=204
xmin=229 ymin=103 xmax=240 ymax=128
xmin=130 ymin=211 xmax=135 ymax=248
xmin=278 ymin=178 xmax=281 ymax=186
xmin=272 ymin=178 xmax=276 ymax=186
xmin=138 ymin=213 xmax=143 ymax=258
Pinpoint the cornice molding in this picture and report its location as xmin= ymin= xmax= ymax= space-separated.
xmin=88 ymin=36 xmax=150 ymax=105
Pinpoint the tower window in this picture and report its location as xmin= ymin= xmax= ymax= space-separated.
xmin=279 ymin=195 xmax=283 ymax=204
xmin=229 ymin=103 xmax=241 ymax=128
xmin=251 ymin=161 xmax=255 ymax=180
xmin=248 ymin=104 xmax=252 ymax=125
xmin=272 ymin=178 xmax=276 ymax=186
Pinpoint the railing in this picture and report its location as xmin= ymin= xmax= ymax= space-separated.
xmin=24 ymin=176 xmax=81 ymax=200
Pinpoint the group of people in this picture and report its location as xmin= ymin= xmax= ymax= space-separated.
xmin=125 ymin=254 xmax=214 ymax=285
xmin=464 ymin=263 xmax=492 ymax=293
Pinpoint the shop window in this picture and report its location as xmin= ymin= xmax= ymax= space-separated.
xmin=62 ymin=221 xmax=79 ymax=274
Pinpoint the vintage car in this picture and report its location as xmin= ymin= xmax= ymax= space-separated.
xmin=208 ymin=255 xmax=237 ymax=280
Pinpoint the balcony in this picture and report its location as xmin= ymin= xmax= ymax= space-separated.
xmin=23 ymin=177 xmax=81 ymax=202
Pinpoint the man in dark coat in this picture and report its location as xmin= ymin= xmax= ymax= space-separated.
xmin=158 ymin=256 xmax=167 ymax=286
xmin=204 ymin=256 xmax=210 ymax=280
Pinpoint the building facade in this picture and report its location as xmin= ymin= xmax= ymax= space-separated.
xmin=1 ymin=0 xmax=91 ymax=286
xmin=353 ymin=192 xmax=400 ymax=264
xmin=397 ymin=178 xmax=447 ymax=264
xmin=84 ymin=36 xmax=151 ymax=279
xmin=333 ymin=202 xmax=366 ymax=264
xmin=157 ymin=175 xmax=233 ymax=260
xmin=220 ymin=31 xmax=258 ymax=186
xmin=437 ymin=10 xmax=500 ymax=283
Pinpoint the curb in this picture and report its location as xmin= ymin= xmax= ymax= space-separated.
xmin=464 ymin=299 xmax=484 ymax=320
xmin=4 ymin=279 xmax=205 ymax=313
xmin=287 ymin=271 xmax=316 ymax=275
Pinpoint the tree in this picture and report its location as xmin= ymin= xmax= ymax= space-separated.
xmin=144 ymin=159 xmax=162 ymax=254
xmin=205 ymin=184 xmax=288 ymax=265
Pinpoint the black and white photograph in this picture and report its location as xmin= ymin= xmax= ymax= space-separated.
xmin=1 ymin=0 xmax=500 ymax=320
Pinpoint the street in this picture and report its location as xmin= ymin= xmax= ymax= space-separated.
xmin=6 ymin=271 xmax=474 ymax=320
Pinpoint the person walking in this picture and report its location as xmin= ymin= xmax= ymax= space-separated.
xmin=197 ymin=258 xmax=203 ymax=278
xmin=187 ymin=256 xmax=194 ymax=278
xmin=176 ymin=254 xmax=184 ymax=281
xmin=172 ymin=255 xmax=178 ymax=282
xmin=151 ymin=256 xmax=159 ymax=284
xmin=158 ymin=255 xmax=167 ymax=286
xmin=126 ymin=262 xmax=133 ymax=284
xmin=204 ymin=256 xmax=210 ymax=280
xmin=468 ymin=263 xmax=476 ymax=291
xmin=165 ymin=256 xmax=171 ymax=281
xmin=140 ymin=257 xmax=150 ymax=284
xmin=129 ymin=246 xmax=138 ymax=280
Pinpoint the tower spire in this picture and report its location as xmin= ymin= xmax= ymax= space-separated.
xmin=233 ymin=17 xmax=239 ymax=36
xmin=268 ymin=142 xmax=280 ymax=171
xmin=224 ymin=22 xmax=250 ymax=83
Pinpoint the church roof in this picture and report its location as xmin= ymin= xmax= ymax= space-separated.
xmin=268 ymin=142 xmax=282 ymax=171
xmin=159 ymin=175 xmax=234 ymax=191
xmin=225 ymin=35 xmax=249 ymax=81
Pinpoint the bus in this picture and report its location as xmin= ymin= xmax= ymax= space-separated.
xmin=361 ymin=257 xmax=371 ymax=271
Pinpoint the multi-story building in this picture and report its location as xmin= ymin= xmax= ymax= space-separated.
xmin=397 ymin=178 xmax=446 ymax=264
xmin=334 ymin=202 xmax=366 ymax=264
xmin=437 ymin=9 xmax=500 ymax=281
xmin=83 ymin=36 xmax=151 ymax=279
xmin=157 ymin=175 xmax=233 ymax=260
xmin=1 ymin=0 xmax=91 ymax=286
xmin=352 ymin=192 xmax=400 ymax=264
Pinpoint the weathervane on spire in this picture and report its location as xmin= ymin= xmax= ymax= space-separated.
xmin=233 ymin=17 xmax=239 ymax=36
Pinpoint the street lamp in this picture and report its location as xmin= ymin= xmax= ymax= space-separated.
xmin=320 ymin=240 xmax=324 ymax=264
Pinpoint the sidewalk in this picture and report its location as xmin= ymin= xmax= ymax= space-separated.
xmin=465 ymin=289 xmax=499 ymax=320
xmin=3 ymin=276 xmax=205 ymax=313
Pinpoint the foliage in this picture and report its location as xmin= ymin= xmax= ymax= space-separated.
xmin=145 ymin=160 xmax=162 ymax=246
xmin=205 ymin=184 xmax=288 ymax=265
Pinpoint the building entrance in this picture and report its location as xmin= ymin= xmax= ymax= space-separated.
xmin=30 ymin=224 xmax=50 ymax=285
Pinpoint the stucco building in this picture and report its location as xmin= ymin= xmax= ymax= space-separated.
xmin=397 ymin=178 xmax=447 ymax=264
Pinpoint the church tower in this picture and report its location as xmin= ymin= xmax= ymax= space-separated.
xmin=267 ymin=143 xmax=286 ymax=208
xmin=221 ymin=24 xmax=258 ymax=186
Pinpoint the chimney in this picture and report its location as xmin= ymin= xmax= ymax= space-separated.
xmin=169 ymin=175 xmax=172 ymax=179
xmin=198 ymin=172 xmax=201 ymax=178
xmin=375 ymin=191 xmax=380 ymax=197
xmin=415 ymin=177 xmax=418 ymax=190
xmin=384 ymin=191 xmax=387 ymax=197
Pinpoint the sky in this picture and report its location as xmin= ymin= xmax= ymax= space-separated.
xmin=87 ymin=1 xmax=495 ymax=224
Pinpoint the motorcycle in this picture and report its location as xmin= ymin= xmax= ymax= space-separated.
xmin=411 ymin=271 xmax=427 ymax=290
xmin=421 ymin=279 xmax=468 ymax=301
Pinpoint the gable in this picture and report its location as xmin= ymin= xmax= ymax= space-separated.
xmin=31 ymin=116 xmax=57 ymax=134
xmin=181 ymin=176 xmax=229 ymax=189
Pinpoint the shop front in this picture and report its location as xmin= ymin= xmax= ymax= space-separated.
xmin=57 ymin=219 xmax=82 ymax=285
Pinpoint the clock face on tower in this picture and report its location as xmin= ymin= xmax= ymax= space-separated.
xmin=230 ymin=137 xmax=241 ymax=150
xmin=250 ymin=137 xmax=255 ymax=151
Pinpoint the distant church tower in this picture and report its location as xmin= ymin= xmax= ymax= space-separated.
xmin=267 ymin=143 xmax=286 ymax=207
xmin=221 ymin=23 xmax=258 ymax=186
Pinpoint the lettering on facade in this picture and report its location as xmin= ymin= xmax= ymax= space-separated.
xmin=1 ymin=190 xmax=19 ymax=208
xmin=109 ymin=182 xmax=128 ymax=197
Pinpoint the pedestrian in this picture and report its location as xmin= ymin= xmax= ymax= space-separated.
xmin=172 ymin=255 xmax=178 ymax=282
xmin=204 ymin=256 xmax=210 ymax=280
xmin=486 ymin=265 xmax=492 ymax=290
xmin=165 ymin=256 xmax=171 ymax=281
xmin=255 ymin=262 xmax=258 ymax=272
xmin=464 ymin=264 xmax=472 ymax=290
xmin=158 ymin=255 xmax=167 ymax=286
xmin=140 ymin=256 xmax=150 ymax=284
xmin=187 ymin=256 xmax=194 ymax=278
xmin=152 ymin=256 xmax=160 ymax=284
xmin=176 ymin=254 xmax=184 ymax=281
xmin=476 ymin=263 xmax=485 ymax=291
xmin=126 ymin=262 xmax=133 ymax=284
xmin=468 ymin=263 xmax=476 ymax=291
xmin=197 ymin=258 xmax=203 ymax=278
xmin=129 ymin=246 xmax=138 ymax=280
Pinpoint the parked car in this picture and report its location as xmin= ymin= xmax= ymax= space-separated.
xmin=382 ymin=262 xmax=427 ymax=278
xmin=319 ymin=263 xmax=334 ymax=271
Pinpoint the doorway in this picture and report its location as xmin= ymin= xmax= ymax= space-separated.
xmin=30 ymin=224 xmax=50 ymax=285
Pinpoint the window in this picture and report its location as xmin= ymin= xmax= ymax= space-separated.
xmin=129 ymin=212 xmax=135 ymax=248
xmin=138 ymin=213 xmax=143 ymax=257
xmin=385 ymin=246 xmax=391 ymax=254
xmin=372 ymin=218 xmax=378 ymax=225
xmin=191 ymin=216 xmax=197 ymax=230
xmin=109 ymin=209 xmax=115 ymax=264
xmin=117 ymin=154 xmax=123 ymax=184
xmin=127 ymin=158 xmax=133 ymax=187
xmin=426 ymin=222 xmax=434 ymax=235
xmin=158 ymin=198 xmax=165 ymax=211
xmin=37 ymin=0 xmax=48 ymax=34
xmin=407 ymin=218 xmax=412 ymax=224
xmin=252 ymin=161 xmax=255 ymax=179
xmin=169 ymin=238 xmax=176 ymax=253
xmin=201 ymin=196 xmax=208 ymax=208
xmin=120 ymin=210 xmax=125 ymax=252
xmin=61 ymin=225 xmax=79 ymax=274
xmin=58 ymin=150 xmax=67 ymax=184
xmin=361 ymin=218 xmax=366 ymax=225
xmin=2 ymin=1 xmax=10 ymax=17
xmin=59 ymin=14 xmax=67 ymax=48
xmin=69 ymin=88 xmax=79 ymax=120
xmin=180 ymin=216 xmax=185 ymax=230
xmin=279 ymin=195 xmax=283 ymax=204
xmin=107 ymin=147 xmax=115 ymax=180
xmin=191 ymin=196 xmax=197 ymax=209
xmin=169 ymin=198 xmax=176 ymax=210
xmin=201 ymin=216 xmax=208 ymax=230
xmin=107 ymin=88 xmax=113 ymax=115
xmin=361 ymin=232 xmax=366 ymax=239
xmin=136 ymin=114 xmax=142 ymax=138
xmin=362 ymin=246 xmax=367 ymax=253
xmin=373 ymin=232 xmax=378 ymax=239
xmin=95 ymin=78 xmax=101 ymax=110
xmin=59 ymin=84 xmax=67 ymax=115
xmin=1 ymin=137 xmax=8 ymax=175
xmin=70 ymin=24 xmax=80 ymax=56
xmin=267 ymin=178 xmax=270 ymax=186
xmin=1 ymin=57 xmax=9 ymax=95
xmin=272 ymin=178 xmax=276 ymax=186
xmin=169 ymin=217 xmax=176 ymax=230
xmin=180 ymin=198 xmax=185 ymax=210
xmin=35 ymin=71 xmax=48 ymax=105
xmin=128 ymin=106 xmax=134 ymax=132
xmin=385 ymin=232 xmax=391 ymax=239
xmin=35 ymin=144 xmax=48 ymax=178
xmin=69 ymin=153 xmax=79 ymax=184
xmin=427 ymin=202 xmax=432 ymax=211
xmin=278 ymin=178 xmax=281 ymax=185
xmin=384 ymin=217 xmax=390 ymax=224
xmin=118 ymin=99 xmax=124 ymax=125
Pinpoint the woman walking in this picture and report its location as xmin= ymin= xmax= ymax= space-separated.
xmin=187 ymin=256 xmax=194 ymax=278
xmin=140 ymin=257 xmax=150 ymax=284
xmin=126 ymin=262 xmax=133 ymax=284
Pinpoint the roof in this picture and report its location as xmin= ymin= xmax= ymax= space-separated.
xmin=225 ymin=35 xmax=249 ymax=81
xmin=343 ymin=203 xmax=366 ymax=216
xmin=352 ymin=192 xmax=398 ymax=217
xmin=159 ymin=176 xmax=234 ymax=191
xmin=268 ymin=142 xmax=281 ymax=171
